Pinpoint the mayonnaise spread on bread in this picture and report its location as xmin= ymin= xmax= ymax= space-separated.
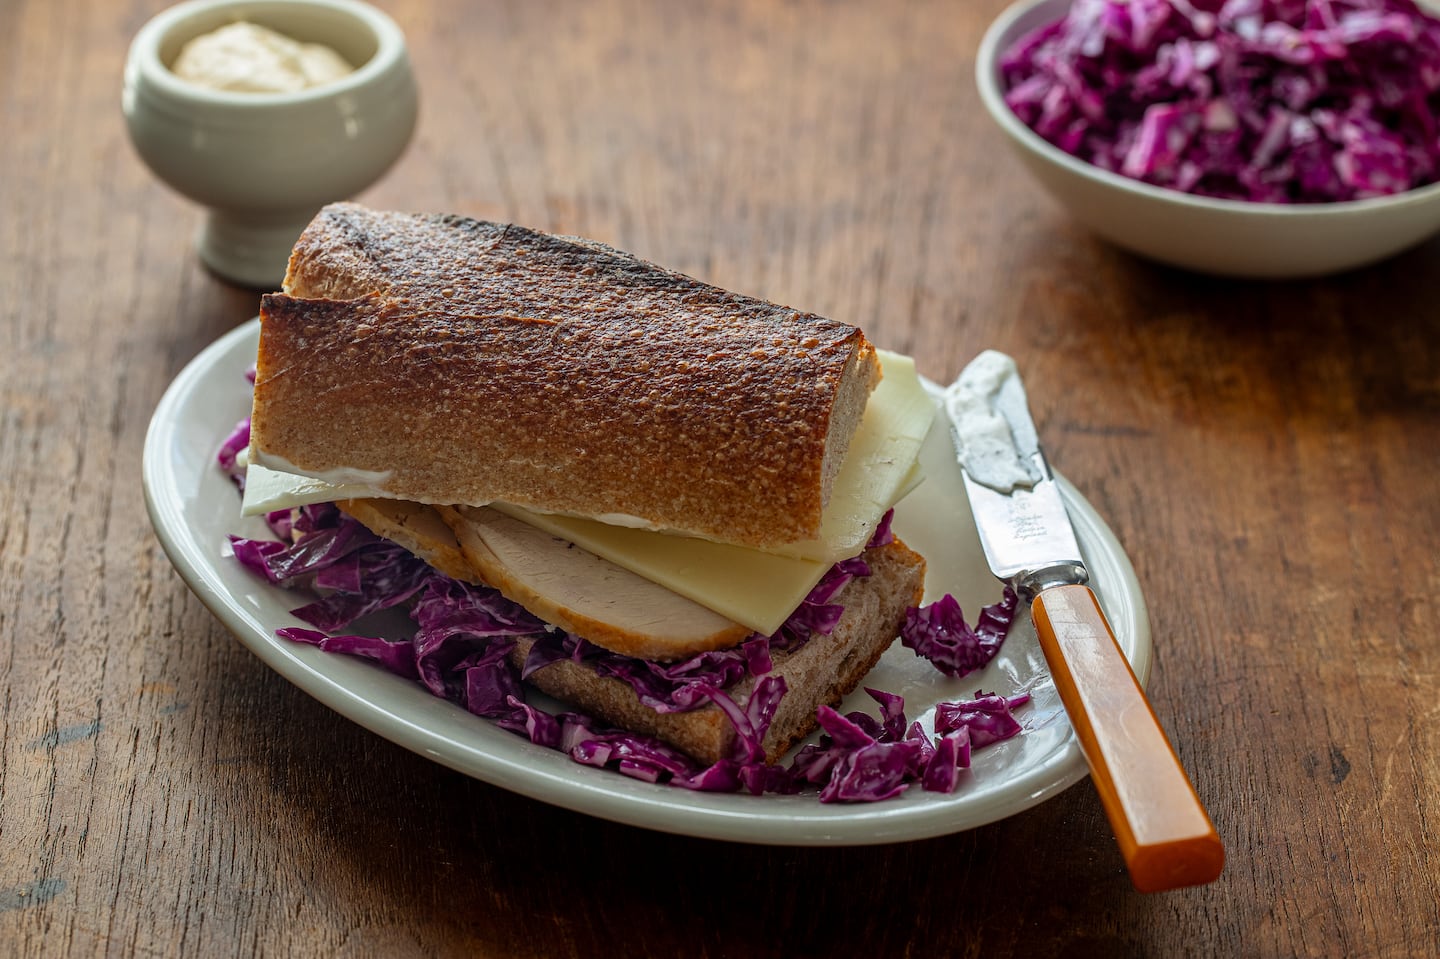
xmin=248 ymin=451 xmax=393 ymax=489
xmin=171 ymin=22 xmax=353 ymax=94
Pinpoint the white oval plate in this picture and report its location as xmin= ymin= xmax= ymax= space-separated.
xmin=143 ymin=319 xmax=1151 ymax=845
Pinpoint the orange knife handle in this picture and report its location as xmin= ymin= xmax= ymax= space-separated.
xmin=1032 ymin=584 xmax=1224 ymax=893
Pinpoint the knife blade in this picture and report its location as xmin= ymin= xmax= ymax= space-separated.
xmin=945 ymin=350 xmax=1224 ymax=893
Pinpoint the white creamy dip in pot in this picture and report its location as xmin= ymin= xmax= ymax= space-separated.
xmin=171 ymin=21 xmax=354 ymax=94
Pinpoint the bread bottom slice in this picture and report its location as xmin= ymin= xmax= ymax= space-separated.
xmin=339 ymin=498 xmax=925 ymax=766
xmin=512 ymin=538 xmax=925 ymax=765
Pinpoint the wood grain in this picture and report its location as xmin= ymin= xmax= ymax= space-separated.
xmin=2 ymin=0 xmax=1438 ymax=955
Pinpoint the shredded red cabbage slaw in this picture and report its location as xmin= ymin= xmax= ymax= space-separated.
xmin=1002 ymin=0 xmax=1440 ymax=202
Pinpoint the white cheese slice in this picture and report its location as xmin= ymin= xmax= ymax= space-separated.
xmin=242 ymin=461 xmax=402 ymax=515
xmin=769 ymin=349 xmax=935 ymax=560
xmin=239 ymin=349 xmax=936 ymax=634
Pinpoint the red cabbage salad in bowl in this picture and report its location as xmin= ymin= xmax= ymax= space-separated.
xmin=217 ymin=412 xmax=1032 ymax=804
xmin=1000 ymin=0 xmax=1440 ymax=202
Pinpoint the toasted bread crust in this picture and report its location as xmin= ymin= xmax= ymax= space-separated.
xmin=254 ymin=203 xmax=879 ymax=548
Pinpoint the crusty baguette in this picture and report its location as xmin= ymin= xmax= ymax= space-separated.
xmin=336 ymin=498 xmax=925 ymax=765
xmin=252 ymin=203 xmax=879 ymax=550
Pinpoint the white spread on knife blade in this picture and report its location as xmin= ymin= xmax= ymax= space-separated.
xmin=945 ymin=350 xmax=1041 ymax=494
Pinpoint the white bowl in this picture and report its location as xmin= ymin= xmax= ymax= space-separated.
xmin=975 ymin=0 xmax=1440 ymax=279
xmin=123 ymin=0 xmax=418 ymax=288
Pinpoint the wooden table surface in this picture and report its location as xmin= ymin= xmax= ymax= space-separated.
xmin=3 ymin=0 xmax=1438 ymax=955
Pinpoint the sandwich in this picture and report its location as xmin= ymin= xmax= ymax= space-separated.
xmin=233 ymin=203 xmax=949 ymax=781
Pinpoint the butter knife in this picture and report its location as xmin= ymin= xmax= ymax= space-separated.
xmin=945 ymin=350 xmax=1223 ymax=893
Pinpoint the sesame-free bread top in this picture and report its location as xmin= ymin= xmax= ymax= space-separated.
xmin=250 ymin=203 xmax=879 ymax=550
